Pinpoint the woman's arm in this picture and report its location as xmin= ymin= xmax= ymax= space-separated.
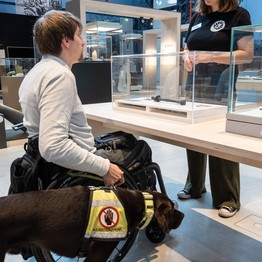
xmin=190 ymin=35 xmax=254 ymax=65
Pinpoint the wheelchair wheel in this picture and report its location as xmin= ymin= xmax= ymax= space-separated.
xmin=145 ymin=220 xmax=166 ymax=244
xmin=32 ymin=174 xmax=140 ymax=262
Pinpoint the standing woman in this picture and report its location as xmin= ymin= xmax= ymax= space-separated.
xmin=177 ymin=0 xmax=253 ymax=218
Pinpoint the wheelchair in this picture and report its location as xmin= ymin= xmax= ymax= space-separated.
xmin=9 ymin=135 xmax=168 ymax=262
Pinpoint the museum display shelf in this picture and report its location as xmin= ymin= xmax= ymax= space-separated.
xmin=226 ymin=24 xmax=262 ymax=138
xmin=113 ymin=97 xmax=226 ymax=124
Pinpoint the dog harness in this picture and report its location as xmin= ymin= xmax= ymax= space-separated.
xmin=138 ymin=192 xmax=154 ymax=229
xmin=84 ymin=187 xmax=154 ymax=240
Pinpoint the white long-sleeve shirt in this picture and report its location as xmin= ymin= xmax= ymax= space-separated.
xmin=19 ymin=55 xmax=110 ymax=176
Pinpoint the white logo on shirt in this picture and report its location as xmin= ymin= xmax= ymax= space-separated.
xmin=210 ymin=20 xmax=225 ymax=32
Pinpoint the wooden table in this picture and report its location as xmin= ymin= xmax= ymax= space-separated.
xmin=84 ymin=103 xmax=262 ymax=168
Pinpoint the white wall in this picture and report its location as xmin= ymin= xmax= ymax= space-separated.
xmin=241 ymin=0 xmax=262 ymax=25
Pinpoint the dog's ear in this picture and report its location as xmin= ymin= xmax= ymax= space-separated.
xmin=172 ymin=209 xmax=185 ymax=230
xmin=155 ymin=203 xmax=185 ymax=232
xmin=152 ymin=192 xmax=185 ymax=233
xmin=154 ymin=202 xmax=173 ymax=233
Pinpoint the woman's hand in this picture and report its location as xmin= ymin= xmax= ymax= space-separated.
xmin=184 ymin=51 xmax=214 ymax=72
xmin=183 ymin=50 xmax=193 ymax=72
xmin=103 ymin=163 xmax=125 ymax=186
xmin=189 ymin=52 xmax=213 ymax=65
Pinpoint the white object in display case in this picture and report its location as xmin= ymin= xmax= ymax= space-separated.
xmin=226 ymin=24 xmax=262 ymax=138
xmin=86 ymin=35 xmax=112 ymax=61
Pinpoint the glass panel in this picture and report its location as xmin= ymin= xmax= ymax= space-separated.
xmin=0 ymin=57 xmax=36 ymax=76
xmin=112 ymin=51 xmax=230 ymax=124
xmin=227 ymin=24 xmax=262 ymax=138
xmin=86 ymin=34 xmax=112 ymax=61
xmin=86 ymin=14 xmax=154 ymax=56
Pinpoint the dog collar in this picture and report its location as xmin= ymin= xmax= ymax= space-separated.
xmin=138 ymin=192 xmax=154 ymax=229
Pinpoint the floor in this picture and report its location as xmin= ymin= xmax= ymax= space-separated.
xmin=1 ymin=118 xmax=262 ymax=262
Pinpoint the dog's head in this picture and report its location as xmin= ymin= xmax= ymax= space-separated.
xmin=147 ymin=190 xmax=184 ymax=233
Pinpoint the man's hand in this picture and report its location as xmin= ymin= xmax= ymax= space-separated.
xmin=103 ymin=163 xmax=125 ymax=186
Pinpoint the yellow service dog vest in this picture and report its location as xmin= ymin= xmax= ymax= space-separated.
xmin=85 ymin=188 xmax=128 ymax=240
xmin=84 ymin=187 xmax=154 ymax=240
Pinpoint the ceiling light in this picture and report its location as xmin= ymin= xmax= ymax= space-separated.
xmin=150 ymin=18 xmax=153 ymax=26
xmin=86 ymin=21 xmax=122 ymax=33
xmin=121 ymin=33 xmax=142 ymax=40
xmin=167 ymin=0 xmax=177 ymax=4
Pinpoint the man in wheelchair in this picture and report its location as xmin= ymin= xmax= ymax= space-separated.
xmin=9 ymin=9 xmax=162 ymax=262
xmin=19 ymin=10 xmax=126 ymax=187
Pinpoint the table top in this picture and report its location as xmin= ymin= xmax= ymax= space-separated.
xmin=84 ymin=103 xmax=262 ymax=168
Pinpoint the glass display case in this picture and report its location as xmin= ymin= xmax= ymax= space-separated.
xmin=226 ymin=24 xmax=262 ymax=138
xmin=86 ymin=35 xmax=112 ymax=61
xmin=0 ymin=58 xmax=36 ymax=110
xmin=0 ymin=57 xmax=36 ymax=76
xmin=111 ymin=51 xmax=234 ymax=124
xmin=85 ymin=22 xmax=114 ymax=61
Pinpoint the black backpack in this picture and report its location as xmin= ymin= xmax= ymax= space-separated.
xmin=95 ymin=131 xmax=156 ymax=191
xmin=9 ymin=131 xmax=156 ymax=194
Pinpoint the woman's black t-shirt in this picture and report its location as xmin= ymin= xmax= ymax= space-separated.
xmin=186 ymin=7 xmax=251 ymax=51
xmin=184 ymin=7 xmax=252 ymax=102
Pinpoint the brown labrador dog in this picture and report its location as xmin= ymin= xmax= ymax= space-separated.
xmin=0 ymin=186 xmax=184 ymax=262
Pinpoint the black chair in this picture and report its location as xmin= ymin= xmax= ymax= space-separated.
xmin=0 ymin=112 xmax=7 ymax=148
xmin=0 ymin=104 xmax=27 ymax=144
xmin=71 ymin=61 xmax=112 ymax=105
xmin=0 ymin=104 xmax=24 ymax=127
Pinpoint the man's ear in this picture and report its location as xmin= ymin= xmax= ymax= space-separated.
xmin=61 ymin=36 xmax=70 ymax=48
